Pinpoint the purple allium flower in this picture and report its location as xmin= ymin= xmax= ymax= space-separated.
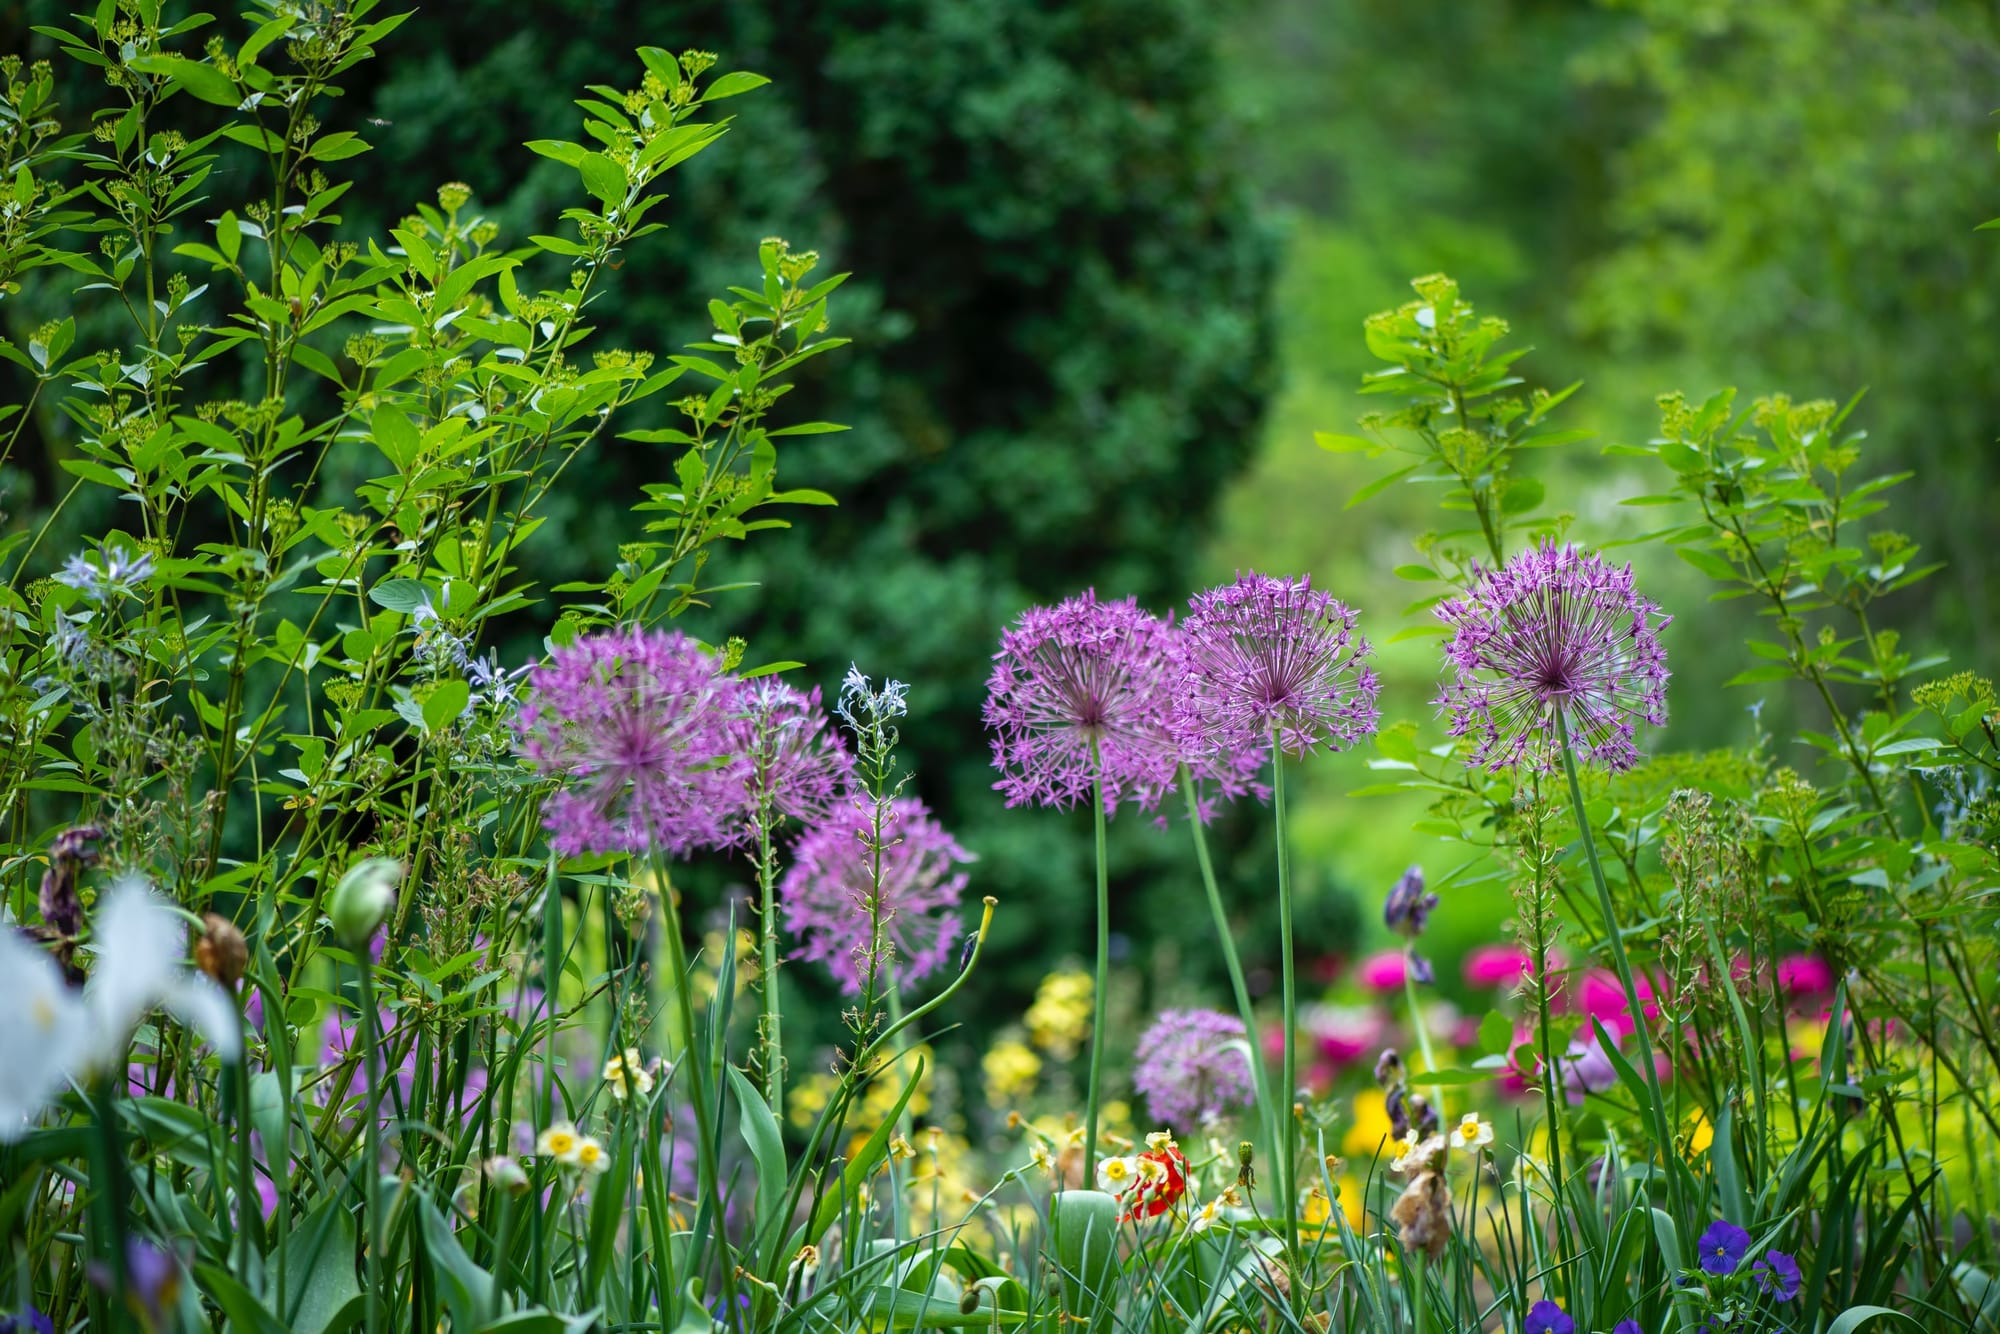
xmin=1753 ymin=1249 xmax=1801 ymax=1301
xmin=781 ymin=798 xmax=973 ymax=994
xmin=1132 ymin=1009 xmax=1256 ymax=1130
xmin=1159 ymin=622 xmax=1272 ymax=823
xmin=1697 ymin=1219 xmax=1751 ymax=1276
xmin=1176 ymin=572 xmax=1379 ymax=759
xmin=1435 ymin=541 xmax=1671 ymax=773
xmin=983 ymin=591 xmax=1182 ymax=814
xmin=1562 ymin=1036 xmax=1619 ymax=1105
xmin=1524 ymin=1300 xmax=1574 ymax=1334
xmin=516 ymin=627 xmax=751 ymax=858
xmin=1613 ymin=1321 xmax=1645 ymax=1334
xmin=92 ymin=1237 xmax=179 ymax=1325
xmin=1382 ymin=864 xmax=1436 ymax=938
xmin=743 ymin=681 xmax=853 ymax=832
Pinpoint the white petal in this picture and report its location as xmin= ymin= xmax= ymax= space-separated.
xmin=0 ymin=928 xmax=86 ymax=1140
xmin=82 ymin=877 xmax=182 ymax=1048
xmin=165 ymin=975 xmax=243 ymax=1061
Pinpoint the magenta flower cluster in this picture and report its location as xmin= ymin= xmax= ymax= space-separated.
xmin=984 ymin=573 xmax=1377 ymax=820
xmin=780 ymin=797 xmax=974 ymax=994
xmin=1132 ymin=1008 xmax=1257 ymax=1130
xmin=1435 ymin=541 xmax=1671 ymax=774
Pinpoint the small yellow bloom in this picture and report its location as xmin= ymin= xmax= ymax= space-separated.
xmin=889 ymin=1134 xmax=916 ymax=1162
xmin=1389 ymin=1134 xmax=1442 ymax=1175
xmin=1029 ymin=1142 xmax=1055 ymax=1175
xmin=1343 ymin=1089 xmax=1394 ymax=1159
xmin=1189 ymin=1197 xmax=1227 ymax=1233
xmin=1449 ymin=1112 xmax=1494 ymax=1152
xmin=537 ymin=1121 xmax=581 ymax=1165
xmin=573 ymin=1136 xmax=610 ymax=1175
xmin=1684 ymin=1109 xmax=1715 ymax=1158
xmin=603 ymin=1048 xmax=655 ymax=1102
xmin=981 ymin=1038 xmax=1042 ymax=1108
xmin=1096 ymin=1155 xmax=1138 ymax=1192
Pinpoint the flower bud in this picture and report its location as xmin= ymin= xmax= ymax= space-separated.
xmin=195 ymin=913 xmax=248 ymax=988
xmin=330 ymin=856 xmax=402 ymax=950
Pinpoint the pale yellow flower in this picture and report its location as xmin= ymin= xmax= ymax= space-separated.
xmin=1096 ymin=1155 xmax=1139 ymax=1192
xmin=1449 ymin=1112 xmax=1495 ymax=1152
xmin=573 ymin=1136 xmax=610 ymax=1175
xmin=603 ymin=1048 xmax=655 ymax=1102
xmin=537 ymin=1121 xmax=582 ymax=1165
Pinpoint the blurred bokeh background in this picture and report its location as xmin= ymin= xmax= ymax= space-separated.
xmin=8 ymin=0 xmax=1996 ymax=1092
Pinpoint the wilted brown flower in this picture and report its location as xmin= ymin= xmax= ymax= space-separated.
xmin=1390 ymin=1169 xmax=1453 ymax=1261
xmin=195 ymin=913 xmax=248 ymax=989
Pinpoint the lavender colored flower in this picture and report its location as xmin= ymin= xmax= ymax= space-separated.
xmin=1132 ymin=1009 xmax=1256 ymax=1130
xmin=1159 ymin=621 xmax=1272 ymax=823
xmin=1435 ymin=542 xmax=1671 ymax=773
xmin=0 ymin=1308 xmax=54 ymax=1334
xmin=1176 ymin=572 xmax=1380 ymax=759
xmin=516 ymin=627 xmax=751 ymax=858
xmin=983 ymin=591 xmax=1181 ymax=814
xmin=1697 ymin=1219 xmax=1751 ymax=1276
xmin=91 ymin=1237 xmax=178 ymax=1325
xmin=1562 ymin=1037 xmax=1619 ymax=1106
xmin=55 ymin=545 xmax=154 ymax=603
xmin=743 ymin=681 xmax=853 ymax=831
xmin=1613 ymin=1321 xmax=1645 ymax=1334
xmin=1524 ymin=1300 xmax=1574 ymax=1334
xmin=781 ymin=797 xmax=973 ymax=994
xmin=1753 ymin=1249 xmax=1801 ymax=1301
xmin=1382 ymin=864 xmax=1436 ymax=938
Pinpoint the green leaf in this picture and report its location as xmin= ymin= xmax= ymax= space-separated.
xmin=367 ymin=578 xmax=432 ymax=615
xmin=281 ymin=1196 xmax=363 ymax=1333
xmin=1346 ymin=462 xmax=1418 ymax=509
xmin=1826 ymin=1307 xmax=1920 ymax=1334
xmin=725 ymin=1065 xmax=788 ymax=1246
xmin=1314 ymin=431 xmax=1378 ymax=453
xmin=128 ymin=55 xmax=240 ymax=106
xmin=702 ymin=70 xmax=771 ymax=100
xmin=1049 ymin=1189 xmax=1120 ymax=1332
xmin=423 ymin=680 xmax=470 ymax=734
xmin=1873 ymin=737 xmax=1945 ymax=756
xmin=1478 ymin=1010 xmax=1513 ymax=1057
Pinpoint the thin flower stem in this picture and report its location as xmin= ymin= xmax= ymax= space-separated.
xmin=1271 ymin=727 xmax=1300 ymax=1262
xmin=357 ymin=957 xmax=385 ymax=1334
xmin=1554 ymin=709 xmax=1681 ymax=1221
xmin=1180 ymin=767 xmax=1281 ymax=1180
xmin=1083 ymin=749 xmax=1110 ymax=1184
xmin=756 ymin=801 xmax=785 ymax=1114
xmin=1402 ymin=969 xmax=1443 ymax=1121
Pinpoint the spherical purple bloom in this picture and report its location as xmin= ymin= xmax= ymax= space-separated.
xmin=1176 ymin=572 xmax=1380 ymax=760
xmin=1562 ymin=1037 xmax=1619 ymax=1106
xmin=742 ymin=681 xmax=853 ymax=832
xmin=1697 ymin=1219 xmax=1752 ymax=1276
xmin=1524 ymin=1300 xmax=1574 ymax=1334
xmin=1158 ymin=621 xmax=1273 ymax=824
xmin=1132 ymin=1009 xmax=1256 ymax=1130
xmin=1436 ymin=542 xmax=1671 ymax=774
xmin=516 ymin=627 xmax=750 ymax=858
xmin=1383 ymin=864 xmax=1436 ymax=938
xmin=782 ymin=797 xmax=973 ymax=994
xmin=1753 ymin=1249 xmax=1801 ymax=1301
xmin=984 ymin=591 xmax=1182 ymax=814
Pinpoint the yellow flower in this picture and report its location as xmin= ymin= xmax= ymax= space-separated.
xmin=603 ymin=1048 xmax=654 ymax=1102
xmin=981 ymin=1038 xmax=1042 ymax=1107
xmin=1026 ymin=970 xmax=1094 ymax=1058
xmin=1684 ymin=1109 xmax=1715 ymax=1158
xmin=1390 ymin=1134 xmax=1443 ymax=1174
xmin=1189 ymin=1197 xmax=1228 ymax=1233
xmin=1343 ymin=1089 xmax=1394 ymax=1160
xmin=1029 ymin=1142 xmax=1055 ymax=1175
xmin=536 ymin=1121 xmax=582 ymax=1165
xmin=1335 ymin=1175 xmax=1364 ymax=1229
xmin=889 ymin=1134 xmax=916 ymax=1162
xmin=573 ymin=1136 xmax=610 ymax=1175
xmin=1096 ymin=1155 xmax=1139 ymax=1192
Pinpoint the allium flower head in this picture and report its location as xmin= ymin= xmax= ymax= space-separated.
xmin=516 ymin=627 xmax=750 ymax=858
xmin=1435 ymin=542 xmax=1671 ymax=773
xmin=984 ymin=591 xmax=1181 ymax=813
xmin=781 ymin=798 xmax=973 ymax=994
xmin=1132 ymin=1009 xmax=1255 ymax=1130
xmin=1697 ymin=1219 xmax=1751 ymax=1276
xmin=1176 ymin=572 xmax=1379 ymax=759
xmin=743 ymin=681 xmax=853 ymax=830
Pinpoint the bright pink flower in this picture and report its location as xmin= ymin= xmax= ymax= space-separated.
xmin=1463 ymin=944 xmax=1532 ymax=989
xmin=1357 ymin=950 xmax=1410 ymax=992
xmin=1578 ymin=969 xmax=1657 ymax=1038
xmin=1303 ymin=1004 xmax=1388 ymax=1067
xmin=1777 ymin=954 xmax=1834 ymax=997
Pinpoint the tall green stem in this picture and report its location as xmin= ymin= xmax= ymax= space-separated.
xmin=1554 ymin=710 xmax=1680 ymax=1218
xmin=1402 ymin=968 xmax=1443 ymax=1121
xmin=1180 ymin=768 xmax=1281 ymax=1175
xmin=357 ymin=960 xmax=385 ymax=1334
xmin=1270 ymin=730 xmax=1300 ymax=1261
xmin=1083 ymin=760 xmax=1110 ymax=1183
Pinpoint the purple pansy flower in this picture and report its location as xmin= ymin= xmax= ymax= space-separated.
xmin=1524 ymin=1300 xmax=1574 ymax=1334
xmin=1435 ymin=541 xmax=1670 ymax=773
xmin=1697 ymin=1219 xmax=1751 ymax=1276
xmin=1753 ymin=1249 xmax=1801 ymax=1301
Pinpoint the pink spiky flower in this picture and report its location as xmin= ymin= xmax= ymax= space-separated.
xmin=1435 ymin=542 xmax=1671 ymax=773
xmin=781 ymin=797 xmax=973 ymax=995
xmin=516 ymin=627 xmax=750 ymax=857
xmin=742 ymin=681 xmax=853 ymax=833
xmin=983 ymin=591 xmax=1182 ymax=814
xmin=1175 ymin=572 xmax=1380 ymax=759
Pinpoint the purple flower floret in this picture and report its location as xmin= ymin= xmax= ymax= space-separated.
xmin=1176 ymin=572 xmax=1380 ymax=760
xmin=1697 ymin=1219 xmax=1751 ymax=1276
xmin=984 ymin=590 xmax=1182 ymax=814
xmin=1132 ymin=1009 xmax=1256 ymax=1130
xmin=1382 ymin=865 xmax=1436 ymax=938
xmin=516 ymin=627 xmax=750 ymax=857
xmin=1612 ymin=1321 xmax=1645 ymax=1334
xmin=1524 ymin=1300 xmax=1574 ymax=1334
xmin=1753 ymin=1249 xmax=1801 ymax=1301
xmin=781 ymin=797 xmax=973 ymax=994
xmin=743 ymin=681 xmax=853 ymax=831
xmin=1435 ymin=541 xmax=1670 ymax=773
